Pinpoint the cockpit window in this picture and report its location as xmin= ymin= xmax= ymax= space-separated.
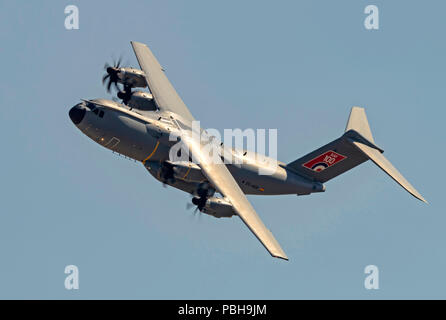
xmin=86 ymin=102 xmax=96 ymax=111
xmin=87 ymin=102 xmax=105 ymax=118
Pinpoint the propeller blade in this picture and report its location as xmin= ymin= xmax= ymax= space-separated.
xmin=102 ymin=73 xmax=109 ymax=84
xmin=107 ymin=79 xmax=112 ymax=92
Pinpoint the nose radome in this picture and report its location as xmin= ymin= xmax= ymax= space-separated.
xmin=69 ymin=104 xmax=86 ymax=125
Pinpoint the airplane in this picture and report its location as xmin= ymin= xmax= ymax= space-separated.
xmin=69 ymin=41 xmax=426 ymax=260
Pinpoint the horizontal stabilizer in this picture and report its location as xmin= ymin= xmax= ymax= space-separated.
xmin=350 ymin=140 xmax=427 ymax=203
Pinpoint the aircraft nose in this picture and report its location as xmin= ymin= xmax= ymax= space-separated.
xmin=69 ymin=104 xmax=86 ymax=125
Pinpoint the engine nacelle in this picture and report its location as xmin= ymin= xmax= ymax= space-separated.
xmin=128 ymin=91 xmax=157 ymax=111
xmin=201 ymin=197 xmax=235 ymax=218
xmin=118 ymin=67 xmax=147 ymax=88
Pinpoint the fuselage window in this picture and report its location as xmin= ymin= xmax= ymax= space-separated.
xmin=99 ymin=110 xmax=104 ymax=118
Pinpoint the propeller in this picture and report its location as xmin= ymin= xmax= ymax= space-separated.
xmin=159 ymin=162 xmax=175 ymax=187
xmin=102 ymin=57 xmax=123 ymax=93
xmin=192 ymin=196 xmax=207 ymax=211
xmin=186 ymin=182 xmax=214 ymax=213
xmin=117 ymin=84 xmax=134 ymax=105
xmin=186 ymin=200 xmax=200 ymax=213
xmin=186 ymin=196 xmax=204 ymax=220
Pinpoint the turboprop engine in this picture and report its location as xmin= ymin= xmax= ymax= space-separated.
xmin=117 ymin=67 xmax=147 ymax=88
xmin=103 ymin=63 xmax=147 ymax=91
xmin=127 ymin=91 xmax=157 ymax=111
xmin=195 ymin=196 xmax=235 ymax=218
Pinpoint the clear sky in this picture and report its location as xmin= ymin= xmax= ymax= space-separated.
xmin=0 ymin=0 xmax=444 ymax=299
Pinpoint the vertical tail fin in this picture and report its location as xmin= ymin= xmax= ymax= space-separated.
xmin=345 ymin=106 xmax=375 ymax=143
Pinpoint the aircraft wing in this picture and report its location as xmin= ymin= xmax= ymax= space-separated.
xmin=130 ymin=41 xmax=195 ymax=122
xmin=182 ymin=134 xmax=289 ymax=261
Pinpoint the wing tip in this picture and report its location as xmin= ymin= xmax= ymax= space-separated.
xmin=130 ymin=41 xmax=147 ymax=48
xmin=407 ymin=186 xmax=427 ymax=204
xmin=414 ymin=193 xmax=428 ymax=204
xmin=271 ymin=251 xmax=289 ymax=261
xmin=273 ymin=254 xmax=289 ymax=261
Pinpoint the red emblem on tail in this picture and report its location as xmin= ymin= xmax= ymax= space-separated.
xmin=302 ymin=150 xmax=347 ymax=172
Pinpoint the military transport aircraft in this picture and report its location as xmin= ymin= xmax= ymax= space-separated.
xmin=69 ymin=41 xmax=426 ymax=260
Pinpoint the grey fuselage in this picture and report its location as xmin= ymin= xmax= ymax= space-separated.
xmin=69 ymin=99 xmax=325 ymax=197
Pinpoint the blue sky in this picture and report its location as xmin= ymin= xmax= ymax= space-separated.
xmin=0 ymin=0 xmax=444 ymax=299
